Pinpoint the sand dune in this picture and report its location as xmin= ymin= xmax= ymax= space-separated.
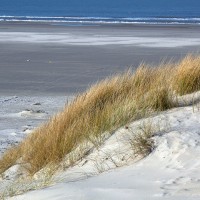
xmin=6 ymin=93 xmax=200 ymax=200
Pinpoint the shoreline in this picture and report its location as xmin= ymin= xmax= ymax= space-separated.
xmin=1 ymin=20 xmax=200 ymax=30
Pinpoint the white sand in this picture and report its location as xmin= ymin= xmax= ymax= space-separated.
xmin=0 ymin=93 xmax=200 ymax=199
xmin=1 ymin=32 xmax=200 ymax=47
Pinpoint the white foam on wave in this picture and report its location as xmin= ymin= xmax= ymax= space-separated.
xmin=3 ymin=19 xmax=200 ymax=25
xmin=1 ymin=15 xmax=200 ymax=25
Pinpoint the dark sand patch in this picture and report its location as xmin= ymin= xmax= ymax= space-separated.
xmin=0 ymin=22 xmax=200 ymax=95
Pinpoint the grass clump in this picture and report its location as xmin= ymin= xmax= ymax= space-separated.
xmin=172 ymin=55 xmax=200 ymax=95
xmin=0 ymin=55 xmax=200 ymax=176
xmin=0 ymin=147 xmax=21 ymax=175
xmin=129 ymin=122 xmax=155 ymax=157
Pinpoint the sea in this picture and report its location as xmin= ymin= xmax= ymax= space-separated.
xmin=0 ymin=0 xmax=200 ymax=25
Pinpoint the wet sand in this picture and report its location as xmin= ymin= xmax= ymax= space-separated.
xmin=0 ymin=22 xmax=200 ymax=95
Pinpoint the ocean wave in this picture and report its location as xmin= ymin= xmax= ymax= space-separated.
xmin=0 ymin=15 xmax=200 ymax=25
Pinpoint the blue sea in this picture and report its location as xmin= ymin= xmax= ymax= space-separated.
xmin=0 ymin=0 xmax=200 ymax=25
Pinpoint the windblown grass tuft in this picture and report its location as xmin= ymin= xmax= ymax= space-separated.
xmin=172 ymin=55 xmax=200 ymax=95
xmin=129 ymin=121 xmax=155 ymax=157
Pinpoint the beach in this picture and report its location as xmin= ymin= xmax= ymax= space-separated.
xmin=1 ymin=22 xmax=200 ymax=95
xmin=1 ymin=22 xmax=200 ymax=199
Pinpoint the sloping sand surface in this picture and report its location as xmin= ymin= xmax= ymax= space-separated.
xmin=4 ymin=94 xmax=200 ymax=200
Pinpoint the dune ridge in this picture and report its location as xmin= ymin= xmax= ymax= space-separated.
xmin=1 ymin=55 xmax=200 ymax=198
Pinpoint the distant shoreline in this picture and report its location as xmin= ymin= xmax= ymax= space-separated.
xmin=1 ymin=20 xmax=200 ymax=28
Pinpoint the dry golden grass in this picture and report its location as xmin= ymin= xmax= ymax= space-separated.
xmin=172 ymin=55 xmax=200 ymax=95
xmin=0 ymin=55 xmax=200 ymax=176
xmin=0 ymin=146 xmax=21 ymax=174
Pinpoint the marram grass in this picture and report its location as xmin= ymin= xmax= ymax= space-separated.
xmin=0 ymin=54 xmax=200 ymax=175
